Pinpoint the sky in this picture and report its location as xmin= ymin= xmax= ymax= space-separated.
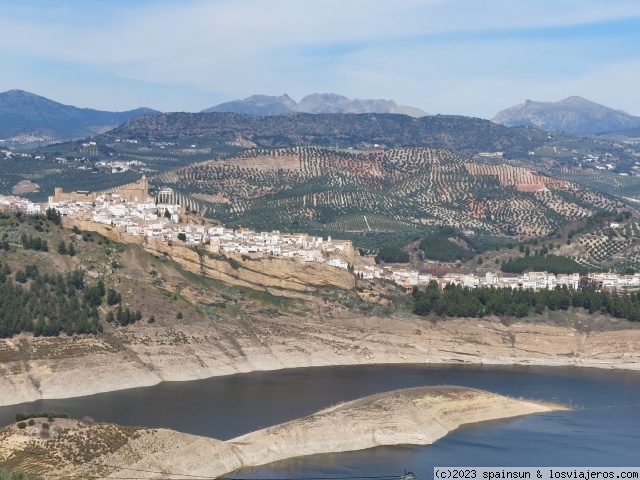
xmin=1 ymin=0 xmax=640 ymax=119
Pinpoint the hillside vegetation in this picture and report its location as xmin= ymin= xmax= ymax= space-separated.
xmin=412 ymin=281 xmax=640 ymax=321
xmin=107 ymin=112 xmax=554 ymax=157
xmin=153 ymin=146 xmax=624 ymax=243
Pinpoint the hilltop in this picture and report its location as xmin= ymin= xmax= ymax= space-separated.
xmin=0 ymin=90 xmax=159 ymax=149
xmin=203 ymin=93 xmax=429 ymax=117
xmin=5 ymin=109 xmax=640 ymax=211
xmin=493 ymin=96 xmax=640 ymax=135
xmin=106 ymin=111 xmax=554 ymax=158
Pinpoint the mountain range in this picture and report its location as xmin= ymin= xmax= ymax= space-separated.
xmin=3 ymin=89 xmax=640 ymax=151
xmin=492 ymin=96 xmax=640 ymax=135
xmin=202 ymin=93 xmax=429 ymax=117
xmin=106 ymin=111 xmax=554 ymax=158
xmin=0 ymin=90 xmax=159 ymax=149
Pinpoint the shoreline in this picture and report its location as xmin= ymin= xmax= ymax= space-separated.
xmin=0 ymin=386 xmax=568 ymax=478
xmin=1 ymin=315 xmax=640 ymax=407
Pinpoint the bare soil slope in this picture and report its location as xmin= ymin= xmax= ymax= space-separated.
xmin=0 ymin=386 xmax=565 ymax=479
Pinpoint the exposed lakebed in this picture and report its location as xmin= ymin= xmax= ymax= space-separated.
xmin=1 ymin=364 xmax=639 ymax=477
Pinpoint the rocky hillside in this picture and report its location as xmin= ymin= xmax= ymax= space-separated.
xmin=107 ymin=112 xmax=556 ymax=158
xmin=0 ymin=90 xmax=159 ymax=149
xmin=493 ymin=96 xmax=640 ymax=135
xmin=153 ymin=146 xmax=624 ymax=238
xmin=203 ymin=92 xmax=428 ymax=117
xmin=202 ymin=94 xmax=298 ymax=116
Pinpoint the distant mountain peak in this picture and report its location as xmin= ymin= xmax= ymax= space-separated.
xmin=0 ymin=89 xmax=160 ymax=149
xmin=202 ymin=93 xmax=429 ymax=117
xmin=4 ymin=89 xmax=39 ymax=96
xmin=493 ymin=96 xmax=640 ymax=135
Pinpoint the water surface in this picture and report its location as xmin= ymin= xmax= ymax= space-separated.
xmin=2 ymin=364 xmax=639 ymax=478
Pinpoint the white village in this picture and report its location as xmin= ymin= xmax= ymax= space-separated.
xmin=1 ymin=176 xmax=638 ymax=293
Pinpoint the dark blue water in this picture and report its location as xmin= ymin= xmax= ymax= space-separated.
xmin=1 ymin=364 xmax=639 ymax=479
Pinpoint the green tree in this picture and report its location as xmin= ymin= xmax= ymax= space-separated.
xmin=375 ymin=246 xmax=409 ymax=264
xmin=515 ymin=303 xmax=529 ymax=318
xmin=107 ymin=288 xmax=121 ymax=306
xmin=14 ymin=270 xmax=27 ymax=284
xmin=57 ymin=241 xmax=67 ymax=255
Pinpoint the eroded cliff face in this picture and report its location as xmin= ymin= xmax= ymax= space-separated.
xmin=61 ymin=218 xmax=355 ymax=295
xmin=1 ymin=314 xmax=639 ymax=408
xmin=142 ymin=239 xmax=355 ymax=295
xmin=62 ymin=218 xmax=131 ymax=244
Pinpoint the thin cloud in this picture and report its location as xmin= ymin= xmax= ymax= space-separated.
xmin=0 ymin=0 xmax=639 ymax=115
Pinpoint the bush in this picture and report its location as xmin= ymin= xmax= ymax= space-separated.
xmin=41 ymin=423 xmax=49 ymax=430
xmin=28 ymin=419 xmax=35 ymax=426
xmin=419 ymin=229 xmax=474 ymax=262
xmin=14 ymin=270 xmax=27 ymax=284
xmin=82 ymin=416 xmax=95 ymax=425
xmin=17 ymin=422 xmax=26 ymax=429
xmin=374 ymin=246 xmax=409 ymax=264
xmin=176 ymin=311 xmax=183 ymax=320
xmin=15 ymin=412 xmax=68 ymax=422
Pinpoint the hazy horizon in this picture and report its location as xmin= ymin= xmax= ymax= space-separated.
xmin=1 ymin=0 xmax=639 ymax=118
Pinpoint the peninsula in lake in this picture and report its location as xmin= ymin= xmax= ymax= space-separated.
xmin=0 ymin=386 xmax=566 ymax=479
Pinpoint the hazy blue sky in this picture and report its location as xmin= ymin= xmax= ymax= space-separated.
xmin=1 ymin=0 xmax=639 ymax=118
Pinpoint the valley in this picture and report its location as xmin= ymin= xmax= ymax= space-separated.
xmin=4 ymin=1 xmax=640 ymax=478
xmin=2 ymin=95 xmax=640 ymax=480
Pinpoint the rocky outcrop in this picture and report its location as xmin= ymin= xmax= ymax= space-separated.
xmin=202 ymin=93 xmax=429 ymax=117
xmin=294 ymin=93 xmax=429 ymax=117
xmin=493 ymin=96 xmax=640 ymax=135
xmin=61 ymin=218 xmax=139 ymax=244
xmin=202 ymin=94 xmax=297 ymax=115
xmin=61 ymin=218 xmax=355 ymax=295
xmin=0 ymin=387 xmax=565 ymax=479
xmin=142 ymin=239 xmax=355 ymax=295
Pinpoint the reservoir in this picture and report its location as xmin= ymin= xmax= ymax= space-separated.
xmin=1 ymin=364 xmax=639 ymax=477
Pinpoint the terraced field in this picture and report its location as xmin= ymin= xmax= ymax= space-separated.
xmin=550 ymin=220 xmax=640 ymax=272
xmin=554 ymin=171 xmax=640 ymax=199
xmin=0 ymin=125 xmax=115 ymax=149
xmin=151 ymin=146 xmax=624 ymax=240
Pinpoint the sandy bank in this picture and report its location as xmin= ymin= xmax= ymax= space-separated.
xmin=0 ymin=386 xmax=567 ymax=479
xmin=1 ymin=314 xmax=639 ymax=407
